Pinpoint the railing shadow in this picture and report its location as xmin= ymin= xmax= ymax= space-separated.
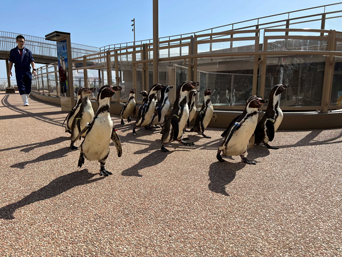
xmin=0 ymin=169 xmax=104 ymax=220
xmin=1 ymin=94 xmax=64 ymax=127
xmin=278 ymin=129 xmax=342 ymax=149
xmin=0 ymin=136 xmax=69 ymax=153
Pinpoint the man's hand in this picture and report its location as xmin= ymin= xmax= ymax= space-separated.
xmin=8 ymin=71 xmax=12 ymax=77
xmin=32 ymin=70 xmax=37 ymax=76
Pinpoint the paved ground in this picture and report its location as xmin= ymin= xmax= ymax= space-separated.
xmin=0 ymin=92 xmax=341 ymax=256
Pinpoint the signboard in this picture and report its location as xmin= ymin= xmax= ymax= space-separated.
xmin=57 ymin=40 xmax=68 ymax=96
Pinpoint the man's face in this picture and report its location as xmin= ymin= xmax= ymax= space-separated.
xmin=16 ymin=38 xmax=25 ymax=49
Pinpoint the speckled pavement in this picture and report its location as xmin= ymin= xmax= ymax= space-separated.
xmin=1 ymin=92 xmax=341 ymax=256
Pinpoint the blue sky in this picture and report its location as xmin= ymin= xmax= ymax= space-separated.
xmin=0 ymin=0 xmax=340 ymax=78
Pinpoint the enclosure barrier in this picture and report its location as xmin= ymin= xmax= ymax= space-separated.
xmin=32 ymin=28 xmax=342 ymax=116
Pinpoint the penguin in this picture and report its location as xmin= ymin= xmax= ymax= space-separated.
xmin=254 ymin=84 xmax=289 ymax=149
xmin=69 ymin=87 xmax=95 ymax=150
xmin=187 ymin=89 xmax=198 ymax=128
xmin=217 ymin=95 xmax=268 ymax=164
xmin=224 ymin=88 xmax=230 ymax=104
xmin=73 ymin=85 xmax=123 ymax=176
xmin=133 ymin=90 xmax=149 ymax=131
xmin=62 ymin=87 xmax=83 ymax=134
xmin=120 ymin=89 xmax=136 ymax=125
xmin=190 ymin=88 xmax=217 ymax=138
xmin=150 ymin=85 xmax=173 ymax=127
xmin=161 ymin=81 xmax=199 ymax=152
xmin=133 ymin=84 xmax=163 ymax=135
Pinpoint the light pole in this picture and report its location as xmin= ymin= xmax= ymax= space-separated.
xmin=131 ymin=18 xmax=135 ymax=45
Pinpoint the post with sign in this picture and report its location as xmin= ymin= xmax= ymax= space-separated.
xmin=45 ymin=31 xmax=74 ymax=111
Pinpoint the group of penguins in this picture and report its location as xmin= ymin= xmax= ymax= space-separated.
xmin=63 ymin=81 xmax=288 ymax=176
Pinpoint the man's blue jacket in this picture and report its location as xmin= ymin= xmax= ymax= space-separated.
xmin=9 ymin=46 xmax=35 ymax=72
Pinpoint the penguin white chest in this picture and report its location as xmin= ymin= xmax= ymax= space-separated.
xmin=141 ymin=100 xmax=157 ymax=126
xmin=177 ymin=105 xmax=189 ymax=139
xmin=123 ymin=101 xmax=135 ymax=119
xmin=82 ymin=116 xmax=113 ymax=161
xmin=202 ymin=104 xmax=214 ymax=129
xmin=223 ymin=115 xmax=258 ymax=156
xmin=81 ymin=104 xmax=94 ymax=135
xmin=274 ymin=108 xmax=283 ymax=132
xmin=189 ymin=106 xmax=197 ymax=122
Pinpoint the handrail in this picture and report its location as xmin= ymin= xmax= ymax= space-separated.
xmin=0 ymin=30 xmax=99 ymax=58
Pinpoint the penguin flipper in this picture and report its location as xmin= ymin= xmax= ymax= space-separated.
xmin=72 ymin=123 xmax=91 ymax=144
xmin=221 ymin=115 xmax=240 ymax=137
xmin=133 ymin=104 xmax=137 ymax=116
xmin=111 ymin=128 xmax=122 ymax=157
xmin=266 ymin=120 xmax=275 ymax=141
xmin=120 ymin=104 xmax=127 ymax=117
xmin=171 ymin=115 xmax=179 ymax=141
xmin=191 ymin=111 xmax=203 ymax=133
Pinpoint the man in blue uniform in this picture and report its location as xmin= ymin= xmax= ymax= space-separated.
xmin=8 ymin=35 xmax=36 ymax=106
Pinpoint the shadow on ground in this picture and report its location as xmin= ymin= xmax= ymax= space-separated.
xmin=208 ymin=161 xmax=246 ymax=196
xmin=0 ymin=169 xmax=104 ymax=220
xmin=1 ymin=94 xmax=63 ymax=127
xmin=11 ymin=147 xmax=71 ymax=169
xmin=122 ymin=149 xmax=173 ymax=177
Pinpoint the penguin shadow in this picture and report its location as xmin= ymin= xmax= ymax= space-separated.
xmin=11 ymin=147 xmax=70 ymax=169
xmin=0 ymin=169 xmax=104 ymax=220
xmin=20 ymin=136 xmax=70 ymax=153
xmin=121 ymin=149 xmax=173 ymax=177
xmin=247 ymin=145 xmax=271 ymax=162
xmin=208 ymin=161 xmax=246 ymax=196
xmin=185 ymin=134 xmax=222 ymax=150
xmin=133 ymin=139 xmax=161 ymax=154
xmin=0 ymin=136 xmax=69 ymax=153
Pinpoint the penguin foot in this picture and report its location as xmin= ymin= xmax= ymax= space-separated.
xmin=127 ymin=116 xmax=131 ymax=123
xmin=202 ymin=134 xmax=211 ymax=139
xmin=161 ymin=145 xmax=170 ymax=152
xmin=70 ymin=144 xmax=78 ymax=150
xmin=241 ymin=157 xmax=256 ymax=165
xmin=145 ymin=125 xmax=152 ymax=130
xmin=181 ymin=139 xmax=194 ymax=146
xmin=182 ymin=137 xmax=190 ymax=141
xmin=133 ymin=128 xmax=137 ymax=135
xmin=78 ymin=153 xmax=85 ymax=168
xmin=264 ymin=143 xmax=279 ymax=150
xmin=121 ymin=119 xmax=125 ymax=125
xmin=100 ymin=167 xmax=113 ymax=176
xmin=217 ymin=153 xmax=226 ymax=162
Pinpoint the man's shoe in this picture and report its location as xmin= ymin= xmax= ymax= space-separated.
xmin=21 ymin=94 xmax=29 ymax=106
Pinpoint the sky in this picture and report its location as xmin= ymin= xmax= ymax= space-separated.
xmin=0 ymin=0 xmax=340 ymax=78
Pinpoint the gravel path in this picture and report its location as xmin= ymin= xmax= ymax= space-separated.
xmin=1 ymin=92 xmax=341 ymax=256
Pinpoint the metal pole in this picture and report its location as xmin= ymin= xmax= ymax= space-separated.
xmin=5 ymin=59 xmax=11 ymax=88
xmin=153 ymin=0 xmax=159 ymax=85
xmin=131 ymin=18 xmax=136 ymax=45
xmin=66 ymin=34 xmax=74 ymax=106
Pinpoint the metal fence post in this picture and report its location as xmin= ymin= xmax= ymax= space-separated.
xmin=321 ymin=30 xmax=336 ymax=113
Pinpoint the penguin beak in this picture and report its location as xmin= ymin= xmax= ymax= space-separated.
xmin=260 ymin=99 xmax=268 ymax=104
xmin=112 ymin=86 xmax=122 ymax=91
